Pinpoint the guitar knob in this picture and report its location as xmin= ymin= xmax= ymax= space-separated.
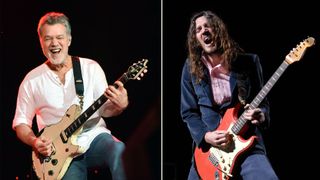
xmin=51 ymin=159 xmax=58 ymax=165
xmin=48 ymin=170 xmax=54 ymax=176
xmin=224 ymin=175 xmax=228 ymax=180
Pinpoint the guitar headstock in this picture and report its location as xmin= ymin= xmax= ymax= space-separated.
xmin=285 ymin=37 xmax=315 ymax=64
xmin=126 ymin=59 xmax=148 ymax=80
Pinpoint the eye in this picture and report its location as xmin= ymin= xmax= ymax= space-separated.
xmin=44 ymin=37 xmax=52 ymax=41
xmin=196 ymin=26 xmax=202 ymax=33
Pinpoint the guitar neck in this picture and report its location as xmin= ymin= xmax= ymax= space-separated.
xmin=231 ymin=60 xmax=290 ymax=134
xmin=64 ymin=73 xmax=130 ymax=138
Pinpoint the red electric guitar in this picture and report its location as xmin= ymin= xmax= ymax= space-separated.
xmin=194 ymin=37 xmax=315 ymax=180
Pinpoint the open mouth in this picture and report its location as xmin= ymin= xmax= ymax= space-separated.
xmin=50 ymin=48 xmax=61 ymax=54
xmin=204 ymin=36 xmax=212 ymax=45
xmin=203 ymin=31 xmax=213 ymax=45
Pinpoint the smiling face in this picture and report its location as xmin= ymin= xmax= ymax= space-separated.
xmin=195 ymin=15 xmax=217 ymax=54
xmin=39 ymin=23 xmax=71 ymax=65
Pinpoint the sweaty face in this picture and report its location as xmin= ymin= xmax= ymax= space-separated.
xmin=195 ymin=16 xmax=217 ymax=54
xmin=39 ymin=23 xmax=71 ymax=65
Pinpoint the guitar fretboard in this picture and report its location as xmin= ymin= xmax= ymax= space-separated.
xmin=63 ymin=73 xmax=129 ymax=138
xmin=231 ymin=61 xmax=290 ymax=134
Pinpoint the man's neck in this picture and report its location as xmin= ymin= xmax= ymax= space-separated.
xmin=203 ymin=53 xmax=222 ymax=68
xmin=46 ymin=55 xmax=72 ymax=72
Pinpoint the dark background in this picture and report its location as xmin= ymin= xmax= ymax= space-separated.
xmin=0 ymin=0 xmax=160 ymax=179
xmin=2 ymin=0 xmax=320 ymax=180
xmin=164 ymin=1 xmax=320 ymax=180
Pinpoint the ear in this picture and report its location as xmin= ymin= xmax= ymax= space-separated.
xmin=68 ymin=36 xmax=72 ymax=46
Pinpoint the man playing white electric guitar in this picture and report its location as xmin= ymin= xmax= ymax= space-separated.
xmin=12 ymin=12 xmax=147 ymax=180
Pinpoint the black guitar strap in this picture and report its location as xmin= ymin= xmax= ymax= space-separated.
xmin=72 ymin=56 xmax=84 ymax=109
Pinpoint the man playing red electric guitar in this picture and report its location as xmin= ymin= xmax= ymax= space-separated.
xmin=180 ymin=10 xmax=279 ymax=180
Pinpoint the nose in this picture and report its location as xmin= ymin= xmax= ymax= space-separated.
xmin=201 ymin=27 xmax=210 ymax=34
xmin=50 ymin=38 xmax=59 ymax=46
xmin=203 ymin=29 xmax=210 ymax=36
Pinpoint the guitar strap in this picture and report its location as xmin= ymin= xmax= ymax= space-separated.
xmin=72 ymin=56 xmax=84 ymax=109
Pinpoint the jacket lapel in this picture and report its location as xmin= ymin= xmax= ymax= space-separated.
xmin=200 ymin=68 xmax=214 ymax=105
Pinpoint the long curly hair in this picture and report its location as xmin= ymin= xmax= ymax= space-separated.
xmin=187 ymin=10 xmax=243 ymax=83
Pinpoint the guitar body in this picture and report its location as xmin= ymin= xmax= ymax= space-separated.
xmin=32 ymin=104 xmax=83 ymax=180
xmin=194 ymin=106 xmax=257 ymax=180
